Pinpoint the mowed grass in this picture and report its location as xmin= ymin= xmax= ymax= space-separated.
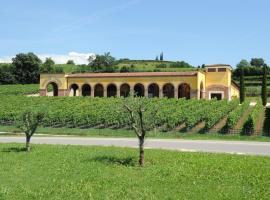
xmin=0 ymin=144 xmax=270 ymax=200
xmin=1 ymin=125 xmax=270 ymax=142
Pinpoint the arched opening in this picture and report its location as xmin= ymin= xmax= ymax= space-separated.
xmin=200 ymin=82 xmax=204 ymax=99
xmin=134 ymin=83 xmax=145 ymax=97
xmin=107 ymin=84 xmax=117 ymax=97
xmin=163 ymin=83 xmax=174 ymax=98
xmin=82 ymin=84 xmax=91 ymax=97
xmin=46 ymin=82 xmax=58 ymax=96
xmin=148 ymin=83 xmax=159 ymax=98
xmin=70 ymin=84 xmax=79 ymax=96
xmin=94 ymin=84 xmax=104 ymax=97
xmin=178 ymin=83 xmax=191 ymax=99
xmin=120 ymin=83 xmax=130 ymax=97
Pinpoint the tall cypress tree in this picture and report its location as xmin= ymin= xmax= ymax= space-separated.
xmin=160 ymin=52 xmax=163 ymax=61
xmin=261 ymin=64 xmax=267 ymax=106
xmin=240 ymin=67 xmax=245 ymax=104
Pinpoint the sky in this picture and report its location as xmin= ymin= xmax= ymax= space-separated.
xmin=0 ymin=0 xmax=269 ymax=66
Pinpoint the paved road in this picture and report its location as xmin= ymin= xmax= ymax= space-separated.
xmin=1 ymin=136 xmax=270 ymax=156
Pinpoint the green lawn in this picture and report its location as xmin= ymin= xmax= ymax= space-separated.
xmin=0 ymin=144 xmax=269 ymax=199
xmin=1 ymin=125 xmax=270 ymax=142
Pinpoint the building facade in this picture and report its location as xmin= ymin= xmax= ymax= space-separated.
xmin=39 ymin=64 xmax=239 ymax=100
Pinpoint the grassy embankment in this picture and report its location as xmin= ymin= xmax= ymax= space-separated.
xmin=1 ymin=125 xmax=270 ymax=142
xmin=0 ymin=143 xmax=270 ymax=199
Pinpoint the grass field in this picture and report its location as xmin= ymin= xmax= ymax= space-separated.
xmin=1 ymin=125 xmax=270 ymax=142
xmin=0 ymin=144 xmax=270 ymax=199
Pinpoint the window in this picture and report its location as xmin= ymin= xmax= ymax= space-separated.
xmin=218 ymin=68 xmax=226 ymax=72
xmin=207 ymin=68 xmax=216 ymax=72
xmin=211 ymin=93 xmax=222 ymax=100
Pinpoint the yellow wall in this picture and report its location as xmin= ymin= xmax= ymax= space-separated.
xmin=205 ymin=68 xmax=231 ymax=88
xmin=231 ymin=84 xmax=240 ymax=98
xmin=40 ymin=74 xmax=67 ymax=90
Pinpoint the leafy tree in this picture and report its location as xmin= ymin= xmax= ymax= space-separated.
xmin=160 ymin=52 xmax=163 ymax=61
xmin=155 ymin=55 xmax=159 ymax=61
xmin=201 ymin=64 xmax=206 ymax=69
xmin=0 ymin=64 xmax=16 ymax=84
xmin=261 ymin=64 xmax=267 ymax=106
xmin=16 ymin=111 xmax=44 ymax=151
xmin=88 ymin=52 xmax=117 ymax=72
xmin=40 ymin=57 xmax=55 ymax=73
xmin=237 ymin=59 xmax=251 ymax=69
xmin=123 ymin=98 xmax=157 ymax=166
xmin=250 ymin=58 xmax=265 ymax=67
xmin=12 ymin=53 xmax=41 ymax=84
xmin=66 ymin=60 xmax=75 ymax=65
xmin=240 ymin=67 xmax=245 ymax=103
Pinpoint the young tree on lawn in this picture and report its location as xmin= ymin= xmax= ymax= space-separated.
xmin=240 ymin=66 xmax=245 ymax=104
xmin=123 ymin=98 xmax=158 ymax=166
xmin=16 ymin=111 xmax=44 ymax=151
xmin=261 ymin=64 xmax=267 ymax=106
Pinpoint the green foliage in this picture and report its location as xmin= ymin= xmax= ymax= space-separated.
xmin=88 ymin=52 xmax=117 ymax=72
xmin=169 ymin=61 xmax=193 ymax=68
xmin=159 ymin=52 xmax=163 ymax=61
xmin=0 ymin=84 xmax=39 ymax=95
xmin=226 ymin=101 xmax=250 ymax=130
xmin=12 ymin=52 xmax=41 ymax=84
xmin=40 ymin=57 xmax=55 ymax=73
xmin=250 ymin=58 xmax=265 ymax=67
xmin=0 ymin=64 xmax=16 ymax=84
xmin=242 ymin=102 xmax=264 ymax=135
xmin=66 ymin=60 xmax=75 ymax=65
xmin=155 ymin=63 xmax=167 ymax=68
xmin=261 ymin=65 xmax=268 ymax=106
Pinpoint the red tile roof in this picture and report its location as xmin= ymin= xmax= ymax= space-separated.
xmin=66 ymin=72 xmax=198 ymax=78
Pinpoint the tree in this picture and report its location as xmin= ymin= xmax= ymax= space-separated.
xmin=237 ymin=59 xmax=250 ymax=69
xmin=261 ymin=64 xmax=267 ymax=106
xmin=240 ymin=66 xmax=245 ymax=103
xmin=250 ymin=58 xmax=265 ymax=67
xmin=12 ymin=53 xmax=42 ymax=84
xmin=160 ymin=52 xmax=163 ymax=61
xmin=88 ymin=52 xmax=117 ymax=72
xmin=66 ymin=60 xmax=75 ymax=65
xmin=40 ymin=57 xmax=55 ymax=73
xmin=155 ymin=55 xmax=159 ymax=61
xmin=0 ymin=64 xmax=16 ymax=84
xmin=123 ymin=98 xmax=157 ymax=166
xmin=16 ymin=111 xmax=44 ymax=151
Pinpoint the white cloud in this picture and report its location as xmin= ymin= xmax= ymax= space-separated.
xmin=0 ymin=52 xmax=95 ymax=65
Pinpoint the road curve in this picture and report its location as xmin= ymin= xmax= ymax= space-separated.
xmin=1 ymin=136 xmax=270 ymax=156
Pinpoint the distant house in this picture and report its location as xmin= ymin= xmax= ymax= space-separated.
xmin=40 ymin=64 xmax=239 ymax=100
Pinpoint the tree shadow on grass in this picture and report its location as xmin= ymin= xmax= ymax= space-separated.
xmin=1 ymin=147 xmax=28 ymax=153
xmin=90 ymin=156 xmax=136 ymax=167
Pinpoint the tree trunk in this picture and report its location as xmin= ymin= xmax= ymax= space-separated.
xmin=139 ymin=137 xmax=144 ymax=166
xmin=26 ymin=136 xmax=31 ymax=152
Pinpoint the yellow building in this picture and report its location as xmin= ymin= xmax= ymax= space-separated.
xmin=39 ymin=64 xmax=239 ymax=100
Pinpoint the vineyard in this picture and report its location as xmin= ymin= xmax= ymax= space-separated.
xmin=0 ymin=92 xmax=269 ymax=135
xmin=0 ymin=84 xmax=39 ymax=95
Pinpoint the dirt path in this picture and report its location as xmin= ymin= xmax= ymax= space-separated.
xmin=256 ymin=108 xmax=266 ymax=135
xmin=234 ymin=107 xmax=253 ymax=130
xmin=208 ymin=116 xmax=228 ymax=133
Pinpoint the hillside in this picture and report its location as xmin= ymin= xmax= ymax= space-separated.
xmin=55 ymin=60 xmax=197 ymax=73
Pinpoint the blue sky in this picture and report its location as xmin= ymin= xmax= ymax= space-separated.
xmin=0 ymin=0 xmax=269 ymax=66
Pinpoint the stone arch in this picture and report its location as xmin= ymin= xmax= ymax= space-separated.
xmin=82 ymin=84 xmax=91 ymax=97
xmin=120 ymin=83 xmax=130 ymax=97
xmin=70 ymin=84 xmax=79 ymax=96
xmin=163 ymin=83 xmax=174 ymax=98
xmin=134 ymin=83 xmax=145 ymax=97
xmin=178 ymin=83 xmax=191 ymax=99
xmin=94 ymin=84 xmax=104 ymax=97
xmin=107 ymin=84 xmax=117 ymax=97
xmin=46 ymin=82 xmax=58 ymax=96
xmin=148 ymin=83 xmax=159 ymax=98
